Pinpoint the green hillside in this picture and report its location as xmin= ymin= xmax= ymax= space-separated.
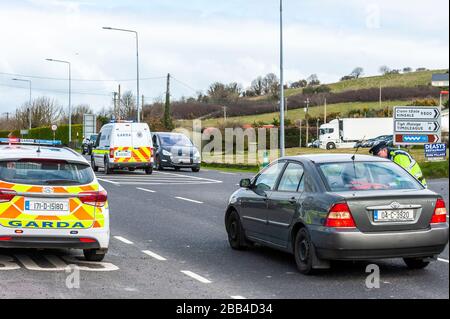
xmin=285 ymin=69 xmax=447 ymax=97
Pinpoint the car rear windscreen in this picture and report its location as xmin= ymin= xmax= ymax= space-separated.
xmin=0 ymin=159 xmax=94 ymax=186
xmin=318 ymin=161 xmax=423 ymax=192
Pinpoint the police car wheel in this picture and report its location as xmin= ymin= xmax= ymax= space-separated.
xmin=104 ymin=159 xmax=113 ymax=175
xmin=83 ymin=249 xmax=106 ymax=262
xmin=145 ymin=167 xmax=153 ymax=175
xmin=91 ymin=158 xmax=99 ymax=172
xmin=192 ymin=167 xmax=200 ymax=172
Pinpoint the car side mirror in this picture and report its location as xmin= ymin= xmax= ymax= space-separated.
xmin=240 ymin=178 xmax=252 ymax=188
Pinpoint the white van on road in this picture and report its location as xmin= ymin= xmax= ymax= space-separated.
xmin=91 ymin=122 xmax=153 ymax=174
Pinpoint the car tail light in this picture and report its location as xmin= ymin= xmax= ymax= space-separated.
xmin=325 ymin=203 xmax=356 ymax=228
xmin=109 ymin=148 xmax=115 ymax=159
xmin=79 ymin=238 xmax=97 ymax=243
xmin=0 ymin=236 xmax=12 ymax=241
xmin=78 ymin=191 xmax=107 ymax=207
xmin=431 ymin=198 xmax=447 ymax=224
xmin=0 ymin=189 xmax=17 ymax=203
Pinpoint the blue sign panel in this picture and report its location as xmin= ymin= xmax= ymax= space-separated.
xmin=403 ymin=135 xmax=429 ymax=143
xmin=425 ymin=143 xmax=447 ymax=159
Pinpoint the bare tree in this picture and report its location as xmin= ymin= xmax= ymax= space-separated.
xmin=250 ymin=76 xmax=264 ymax=96
xmin=15 ymin=97 xmax=62 ymax=129
xmin=379 ymin=65 xmax=391 ymax=75
xmin=307 ymin=74 xmax=320 ymax=86
xmin=120 ymin=91 xmax=136 ymax=120
xmin=60 ymin=104 xmax=94 ymax=124
xmin=350 ymin=67 xmax=364 ymax=79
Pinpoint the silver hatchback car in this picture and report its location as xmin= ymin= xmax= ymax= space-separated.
xmin=225 ymin=154 xmax=449 ymax=274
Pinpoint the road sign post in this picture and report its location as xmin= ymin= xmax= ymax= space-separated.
xmin=51 ymin=124 xmax=58 ymax=143
xmin=394 ymin=106 xmax=441 ymax=146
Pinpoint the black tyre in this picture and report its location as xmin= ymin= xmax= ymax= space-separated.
xmin=226 ymin=211 xmax=247 ymax=250
xmin=326 ymin=142 xmax=336 ymax=150
xmin=104 ymin=159 xmax=113 ymax=175
xmin=83 ymin=249 xmax=106 ymax=262
xmin=294 ymin=228 xmax=315 ymax=275
xmin=128 ymin=167 xmax=136 ymax=172
xmin=145 ymin=167 xmax=153 ymax=175
xmin=155 ymin=156 xmax=164 ymax=171
xmin=192 ymin=167 xmax=200 ymax=173
xmin=91 ymin=157 xmax=98 ymax=172
xmin=403 ymin=258 xmax=430 ymax=270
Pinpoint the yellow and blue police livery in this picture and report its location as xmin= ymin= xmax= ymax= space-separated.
xmin=0 ymin=138 xmax=110 ymax=262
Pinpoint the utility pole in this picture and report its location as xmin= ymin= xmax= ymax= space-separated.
xmin=304 ymin=98 xmax=310 ymax=147
xmin=142 ymin=94 xmax=145 ymax=120
xmin=118 ymin=84 xmax=121 ymax=120
xmin=279 ymin=0 xmax=286 ymax=157
xmin=223 ymin=106 xmax=227 ymax=123
xmin=113 ymin=92 xmax=118 ymax=119
xmin=164 ymin=73 xmax=173 ymax=129
xmin=3 ymin=112 xmax=11 ymax=121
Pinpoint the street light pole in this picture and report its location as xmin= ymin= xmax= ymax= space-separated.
xmin=46 ymin=58 xmax=71 ymax=143
xmin=12 ymin=78 xmax=32 ymax=129
xmin=103 ymin=27 xmax=140 ymax=123
xmin=279 ymin=0 xmax=285 ymax=157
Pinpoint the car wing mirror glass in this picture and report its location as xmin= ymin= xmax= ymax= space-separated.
xmin=239 ymin=178 xmax=252 ymax=188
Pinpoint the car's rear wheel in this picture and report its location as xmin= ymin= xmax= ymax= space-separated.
xmin=226 ymin=211 xmax=247 ymax=250
xmin=83 ymin=249 xmax=106 ymax=262
xmin=145 ymin=167 xmax=153 ymax=175
xmin=128 ymin=167 xmax=136 ymax=172
xmin=104 ymin=159 xmax=113 ymax=175
xmin=91 ymin=157 xmax=98 ymax=172
xmin=294 ymin=228 xmax=316 ymax=275
xmin=192 ymin=167 xmax=200 ymax=173
xmin=403 ymin=257 xmax=430 ymax=270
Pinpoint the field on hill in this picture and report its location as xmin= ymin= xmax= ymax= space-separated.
xmin=176 ymin=100 xmax=408 ymax=128
xmin=284 ymin=69 xmax=447 ymax=97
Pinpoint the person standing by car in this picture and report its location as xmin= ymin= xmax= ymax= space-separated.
xmin=369 ymin=141 xmax=427 ymax=187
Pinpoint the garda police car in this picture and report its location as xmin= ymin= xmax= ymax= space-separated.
xmin=0 ymin=138 xmax=109 ymax=261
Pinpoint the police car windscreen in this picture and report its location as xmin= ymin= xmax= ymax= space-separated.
xmin=0 ymin=159 xmax=94 ymax=186
xmin=318 ymin=161 xmax=423 ymax=192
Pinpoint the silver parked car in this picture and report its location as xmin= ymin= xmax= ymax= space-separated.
xmin=225 ymin=154 xmax=448 ymax=274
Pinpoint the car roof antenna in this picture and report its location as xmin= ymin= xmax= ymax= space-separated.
xmin=351 ymin=136 xmax=366 ymax=161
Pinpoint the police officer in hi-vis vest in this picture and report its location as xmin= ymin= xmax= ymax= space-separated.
xmin=369 ymin=141 xmax=427 ymax=187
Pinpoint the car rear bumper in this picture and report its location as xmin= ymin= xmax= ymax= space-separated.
xmin=310 ymin=224 xmax=449 ymax=260
xmin=160 ymin=155 xmax=200 ymax=169
xmin=110 ymin=162 xmax=152 ymax=169
xmin=0 ymin=227 xmax=109 ymax=249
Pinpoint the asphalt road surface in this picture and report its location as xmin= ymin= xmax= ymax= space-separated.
xmin=1 ymin=167 xmax=448 ymax=299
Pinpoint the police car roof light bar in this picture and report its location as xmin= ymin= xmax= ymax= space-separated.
xmin=0 ymin=138 xmax=63 ymax=147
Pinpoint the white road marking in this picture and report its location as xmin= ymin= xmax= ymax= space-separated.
xmin=438 ymin=258 xmax=449 ymax=263
xmin=231 ymin=295 xmax=246 ymax=299
xmin=142 ymin=250 xmax=167 ymax=261
xmin=114 ymin=236 xmax=134 ymax=245
xmin=97 ymin=178 xmax=120 ymax=185
xmin=137 ymin=187 xmax=156 ymax=193
xmin=157 ymin=171 xmax=223 ymax=183
xmin=181 ymin=270 xmax=212 ymax=284
xmin=175 ymin=197 xmax=204 ymax=204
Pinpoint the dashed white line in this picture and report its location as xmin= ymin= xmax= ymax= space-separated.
xmin=438 ymin=258 xmax=449 ymax=263
xmin=137 ymin=187 xmax=156 ymax=193
xmin=181 ymin=270 xmax=212 ymax=284
xmin=175 ymin=197 xmax=204 ymax=204
xmin=114 ymin=236 xmax=134 ymax=245
xmin=231 ymin=295 xmax=246 ymax=299
xmin=97 ymin=178 xmax=120 ymax=185
xmin=142 ymin=250 xmax=167 ymax=261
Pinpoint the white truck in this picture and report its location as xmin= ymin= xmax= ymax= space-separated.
xmin=319 ymin=118 xmax=393 ymax=150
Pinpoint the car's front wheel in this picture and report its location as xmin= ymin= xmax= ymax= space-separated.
xmin=403 ymin=257 xmax=430 ymax=270
xmin=294 ymin=228 xmax=316 ymax=275
xmin=226 ymin=211 xmax=247 ymax=250
xmin=192 ymin=167 xmax=200 ymax=173
xmin=83 ymin=249 xmax=106 ymax=262
xmin=104 ymin=159 xmax=113 ymax=175
xmin=91 ymin=157 xmax=98 ymax=172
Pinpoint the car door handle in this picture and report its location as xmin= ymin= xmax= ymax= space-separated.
xmin=288 ymin=197 xmax=297 ymax=204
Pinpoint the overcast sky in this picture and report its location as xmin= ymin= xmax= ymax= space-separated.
xmin=0 ymin=0 xmax=448 ymax=114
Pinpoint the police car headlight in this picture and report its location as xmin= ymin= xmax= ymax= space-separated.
xmin=162 ymin=150 xmax=172 ymax=156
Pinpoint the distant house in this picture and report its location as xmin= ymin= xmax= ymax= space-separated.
xmin=432 ymin=73 xmax=449 ymax=87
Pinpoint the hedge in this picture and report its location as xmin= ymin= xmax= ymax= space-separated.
xmin=0 ymin=124 xmax=83 ymax=145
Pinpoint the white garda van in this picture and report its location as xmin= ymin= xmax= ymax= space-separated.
xmin=91 ymin=121 xmax=153 ymax=175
